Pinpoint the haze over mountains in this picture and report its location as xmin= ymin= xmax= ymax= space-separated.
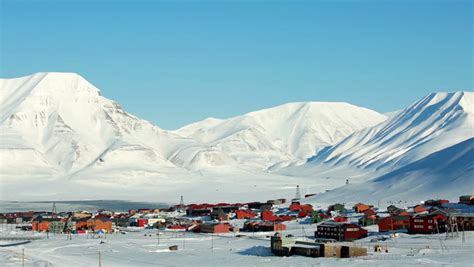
xmin=0 ymin=72 xmax=472 ymax=204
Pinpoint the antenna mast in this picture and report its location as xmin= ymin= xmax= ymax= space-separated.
xmin=52 ymin=202 xmax=57 ymax=218
xmin=295 ymin=185 xmax=301 ymax=200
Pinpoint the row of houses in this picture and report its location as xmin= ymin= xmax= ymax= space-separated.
xmin=3 ymin=194 xmax=473 ymax=238
xmin=325 ymin=195 xmax=474 ymax=235
xmin=31 ymin=218 xmax=113 ymax=233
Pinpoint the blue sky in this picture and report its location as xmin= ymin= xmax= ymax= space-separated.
xmin=1 ymin=0 xmax=472 ymax=129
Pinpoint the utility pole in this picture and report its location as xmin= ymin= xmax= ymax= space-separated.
xmin=157 ymin=230 xmax=160 ymax=245
xmin=182 ymin=232 xmax=185 ymax=249
xmin=211 ymin=234 xmax=214 ymax=251
xmin=98 ymin=251 xmax=102 ymax=267
xmin=179 ymin=196 xmax=185 ymax=212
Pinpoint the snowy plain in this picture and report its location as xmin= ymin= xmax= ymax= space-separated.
xmin=1 ymin=222 xmax=473 ymax=267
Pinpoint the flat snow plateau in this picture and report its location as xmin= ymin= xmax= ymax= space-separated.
xmin=1 ymin=223 xmax=473 ymax=267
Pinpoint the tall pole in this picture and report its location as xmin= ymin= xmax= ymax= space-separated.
xmin=22 ymin=248 xmax=25 ymax=267
xmin=183 ymin=232 xmax=185 ymax=249
xmin=98 ymin=251 xmax=102 ymax=267
xmin=52 ymin=202 xmax=57 ymax=219
xmin=462 ymin=223 xmax=465 ymax=244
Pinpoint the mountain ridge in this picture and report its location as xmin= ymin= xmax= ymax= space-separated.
xmin=302 ymin=91 xmax=473 ymax=172
xmin=1 ymin=72 xmax=472 ymax=202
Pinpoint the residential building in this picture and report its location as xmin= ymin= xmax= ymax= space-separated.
xmin=316 ymin=222 xmax=368 ymax=241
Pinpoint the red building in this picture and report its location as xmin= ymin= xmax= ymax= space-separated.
xmin=378 ymin=215 xmax=410 ymax=232
xmin=261 ymin=211 xmax=279 ymax=222
xmin=315 ymin=222 xmax=368 ymax=241
xmin=137 ymin=218 xmax=148 ymax=227
xmin=408 ymin=214 xmax=447 ymax=234
xmin=289 ymin=203 xmax=313 ymax=213
xmin=235 ymin=210 xmax=256 ymax=219
xmin=200 ymin=223 xmax=230 ymax=234
xmin=363 ymin=209 xmax=377 ymax=217
xmin=333 ymin=216 xmax=348 ymax=223
xmin=289 ymin=203 xmax=301 ymax=211
xmin=353 ymin=203 xmax=372 ymax=213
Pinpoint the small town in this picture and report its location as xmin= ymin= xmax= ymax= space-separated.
xmin=1 ymin=189 xmax=473 ymax=265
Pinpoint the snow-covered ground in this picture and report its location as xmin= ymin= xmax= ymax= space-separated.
xmin=0 ymin=169 xmax=337 ymax=204
xmin=0 ymin=223 xmax=472 ymax=266
xmin=304 ymin=138 xmax=474 ymax=208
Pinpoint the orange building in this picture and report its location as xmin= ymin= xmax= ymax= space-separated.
xmin=200 ymin=223 xmax=230 ymax=233
xmin=414 ymin=205 xmax=428 ymax=213
xmin=353 ymin=203 xmax=372 ymax=213
xmin=94 ymin=219 xmax=112 ymax=233
xmin=235 ymin=210 xmax=256 ymax=219
xmin=32 ymin=221 xmax=50 ymax=232
xmin=74 ymin=219 xmax=112 ymax=233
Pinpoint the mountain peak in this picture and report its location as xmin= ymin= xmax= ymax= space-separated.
xmin=175 ymin=99 xmax=387 ymax=161
xmin=305 ymin=90 xmax=473 ymax=172
xmin=1 ymin=72 xmax=101 ymax=97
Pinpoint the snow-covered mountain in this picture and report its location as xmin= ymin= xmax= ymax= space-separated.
xmin=303 ymin=91 xmax=474 ymax=172
xmin=0 ymin=72 xmax=200 ymax=179
xmin=1 ymin=72 xmax=472 ymax=203
xmin=0 ymin=72 xmax=387 ymax=178
xmin=306 ymin=137 xmax=474 ymax=207
xmin=175 ymin=102 xmax=387 ymax=170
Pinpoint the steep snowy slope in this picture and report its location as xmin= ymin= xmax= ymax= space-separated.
xmin=304 ymin=91 xmax=474 ymax=172
xmin=306 ymin=137 xmax=474 ymax=206
xmin=0 ymin=72 xmax=199 ymax=178
xmin=1 ymin=72 xmax=386 ymax=176
xmin=175 ymin=102 xmax=387 ymax=170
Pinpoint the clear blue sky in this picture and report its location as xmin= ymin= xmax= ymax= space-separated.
xmin=1 ymin=0 xmax=472 ymax=129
